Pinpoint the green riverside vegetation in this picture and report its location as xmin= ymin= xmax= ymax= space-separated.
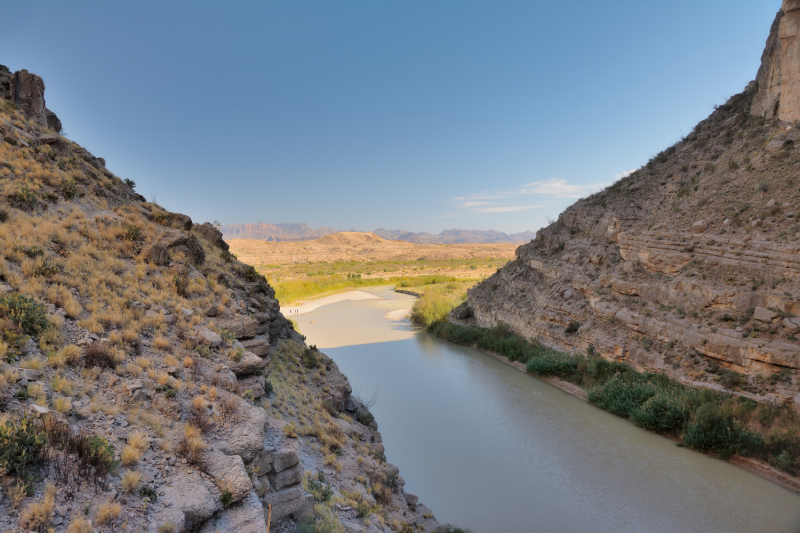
xmin=415 ymin=299 xmax=800 ymax=473
xmin=275 ymin=274 xmax=477 ymax=305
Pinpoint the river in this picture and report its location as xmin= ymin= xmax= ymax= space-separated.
xmin=299 ymin=286 xmax=800 ymax=533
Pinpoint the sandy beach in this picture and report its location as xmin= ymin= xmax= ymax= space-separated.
xmin=281 ymin=290 xmax=383 ymax=315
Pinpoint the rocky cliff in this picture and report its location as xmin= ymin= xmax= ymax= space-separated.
xmin=463 ymin=3 xmax=800 ymax=406
xmin=0 ymin=68 xmax=438 ymax=533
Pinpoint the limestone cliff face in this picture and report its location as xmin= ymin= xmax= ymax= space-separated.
xmin=752 ymin=1 xmax=800 ymax=122
xmin=465 ymin=7 xmax=800 ymax=404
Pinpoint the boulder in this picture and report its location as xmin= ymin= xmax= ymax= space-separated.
xmin=692 ymin=220 xmax=707 ymax=234
xmin=217 ymin=401 xmax=268 ymax=462
xmin=196 ymin=326 xmax=223 ymax=348
xmin=205 ymin=304 xmax=219 ymax=317
xmin=249 ymin=447 xmax=275 ymax=476
xmin=268 ymin=462 xmax=303 ymax=491
xmin=766 ymin=139 xmax=786 ymax=153
xmin=198 ymin=490 xmax=267 ymax=533
xmin=262 ymin=486 xmax=306 ymax=523
xmin=227 ymin=351 xmax=267 ymax=376
xmin=273 ymin=440 xmax=300 ymax=473
xmin=152 ymin=470 xmax=220 ymax=532
xmin=169 ymin=212 xmax=193 ymax=231
xmin=202 ymin=451 xmax=253 ymax=503
xmin=404 ymin=492 xmax=419 ymax=508
xmin=38 ymin=133 xmax=59 ymax=144
xmin=196 ymin=222 xmax=230 ymax=251
xmin=140 ymin=243 xmax=169 ymax=266
xmin=241 ymin=337 xmax=271 ymax=357
xmin=784 ymin=317 xmax=800 ymax=333
xmin=160 ymin=229 xmax=205 ymax=265
xmin=754 ymin=306 xmax=777 ymax=323
xmin=217 ymin=316 xmax=259 ymax=339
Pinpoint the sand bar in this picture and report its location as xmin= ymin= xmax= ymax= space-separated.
xmin=281 ymin=290 xmax=383 ymax=315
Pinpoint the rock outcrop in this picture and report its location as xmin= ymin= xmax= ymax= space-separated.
xmin=466 ymin=5 xmax=800 ymax=404
xmin=752 ymin=1 xmax=800 ymax=122
xmin=0 ymin=68 xmax=61 ymax=131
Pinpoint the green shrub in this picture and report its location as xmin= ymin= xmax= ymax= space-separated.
xmin=564 ymin=321 xmax=581 ymax=335
xmin=301 ymin=346 xmax=320 ymax=368
xmin=8 ymin=186 xmax=39 ymax=210
xmin=526 ymin=352 xmax=579 ymax=380
xmin=123 ymin=224 xmax=141 ymax=241
xmin=60 ymin=178 xmax=77 ymax=199
xmin=220 ymin=250 xmax=237 ymax=263
xmin=683 ymin=404 xmax=762 ymax=459
xmin=124 ymin=178 xmax=136 ymax=190
xmin=588 ymin=374 xmax=658 ymax=417
xmin=13 ymin=245 xmax=43 ymax=258
xmin=0 ymin=293 xmax=48 ymax=336
xmin=173 ymin=272 xmax=189 ymax=297
xmin=630 ymin=390 xmax=690 ymax=434
xmin=0 ymin=416 xmax=47 ymax=478
xmin=434 ymin=527 xmax=474 ymax=533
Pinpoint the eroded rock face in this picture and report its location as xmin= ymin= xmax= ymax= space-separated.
xmin=752 ymin=2 xmax=800 ymax=121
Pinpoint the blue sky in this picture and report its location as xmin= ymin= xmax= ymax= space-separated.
xmin=1 ymin=1 xmax=782 ymax=234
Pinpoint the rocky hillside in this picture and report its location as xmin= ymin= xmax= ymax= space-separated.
xmin=0 ymin=64 xmax=440 ymax=533
xmin=462 ymin=2 xmax=800 ymax=407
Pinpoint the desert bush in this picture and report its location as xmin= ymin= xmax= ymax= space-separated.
xmin=83 ymin=341 xmax=117 ymax=368
xmin=8 ymin=186 xmax=39 ymax=210
xmin=0 ymin=416 xmax=47 ymax=478
xmin=173 ymin=272 xmax=188 ymax=297
xmin=0 ymin=293 xmax=48 ymax=336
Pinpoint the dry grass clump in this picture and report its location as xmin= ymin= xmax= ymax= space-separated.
xmin=18 ymin=483 xmax=56 ymax=531
xmin=153 ymin=336 xmax=171 ymax=351
xmin=120 ymin=470 xmax=141 ymax=493
xmin=50 ymin=344 xmax=81 ymax=367
xmin=120 ymin=430 xmax=149 ymax=466
xmin=53 ymin=396 xmax=72 ymax=414
xmin=66 ymin=517 xmax=94 ymax=533
xmin=176 ymin=424 xmax=206 ymax=465
xmin=94 ymin=499 xmax=121 ymax=525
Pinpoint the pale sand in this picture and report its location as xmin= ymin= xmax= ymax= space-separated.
xmin=281 ymin=291 xmax=382 ymax=315
xmin=383 ymin=307 xmax=412 ymax=321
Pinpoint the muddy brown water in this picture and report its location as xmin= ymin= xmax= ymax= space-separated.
xmin=300 ymin=286 xmax=800 ymax=533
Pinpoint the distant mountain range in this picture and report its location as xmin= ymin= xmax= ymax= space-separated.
xmin=221 ymin=222 xmax=535 ymax=244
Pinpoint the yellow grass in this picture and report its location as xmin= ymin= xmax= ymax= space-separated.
xmin=19 ymin=483 xmax=55 ymax=531
xmin=94 ymin=500 xmax=121 ymax=525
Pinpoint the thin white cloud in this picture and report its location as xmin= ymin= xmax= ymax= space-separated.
xmin=519 ymin=178 xmax=606 ymax=199
xmin=470 ymin=204 xmax=543 ymax=213
xmin=444 ymin=171 xmax=635 ymax=217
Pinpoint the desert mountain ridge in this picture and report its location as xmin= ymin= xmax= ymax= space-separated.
xmin=221 ymin=221 xmax=535 ymax=244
